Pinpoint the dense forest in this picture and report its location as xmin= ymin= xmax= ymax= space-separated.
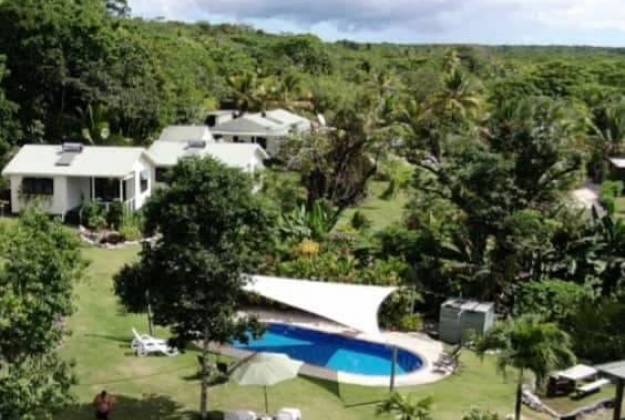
xmin=3 ymin=0 xmax=625 ymax=371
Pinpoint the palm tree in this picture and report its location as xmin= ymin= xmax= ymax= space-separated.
xmin=428 ymin=67 xmax=482 ymax=124
xmin=475 ymin=315 xmax=576 ymax=420
xmin=226 ymin=72 xmax=265 ymax=113
xmin=376 ymin=393 xmax=433 ymax=420
xmin=588 ymin=98 xmax=625 ymax=181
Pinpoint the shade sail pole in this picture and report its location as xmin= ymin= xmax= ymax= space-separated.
xmin=389 ymin=345 xmax=397 ymax=391
xmin=614 ymin=379 xmax=624 ymax=420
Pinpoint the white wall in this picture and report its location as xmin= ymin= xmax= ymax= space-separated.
xmin=66 ymin=177 xmax=91 ymax=211
xmin=132 ymin=156 xmax=154 ymax=210
xmin=9 ymin=175 xmax=70 ymax=215
xmin=218 ymin=134 xmax=284 ymax=156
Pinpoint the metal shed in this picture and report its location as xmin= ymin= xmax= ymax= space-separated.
xmin=439 ymin=299 xmax=495 ymax=344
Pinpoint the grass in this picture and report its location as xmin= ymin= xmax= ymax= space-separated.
xmin=337 ymin=181 xmax=410 ymax=231
xmin=54 ymin=245 xmax=615 ymax=420
xmin=614 ymin=197 xmax=625 ymax=219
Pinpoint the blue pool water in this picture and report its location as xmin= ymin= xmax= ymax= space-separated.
xmin=233 ymin=323 xmax=423 ymax=376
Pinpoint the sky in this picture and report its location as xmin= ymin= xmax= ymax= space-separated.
xmin=128 ymin=0 xmax=625 ymax=47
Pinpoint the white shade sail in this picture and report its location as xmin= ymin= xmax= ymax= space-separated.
xmin=244 ymin=275 xmax=397 ymax=336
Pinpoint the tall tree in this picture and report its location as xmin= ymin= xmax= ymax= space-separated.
xmin=114 ymin=157 xmax=274 ymax=419
xmin=0 ymin=210 xmax=86 ymax=419
xmin=404 ymin=97 xmax=585 ymax=303
xmin=0 ymin=54 xmax=19 ymax=167
xmin=282 ymin=85 xmax=396 ymax=219
xmin=475 ymin=315 xmax=576 ymax=420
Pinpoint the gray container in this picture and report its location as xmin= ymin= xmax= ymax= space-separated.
xmin=439 ymin=299 xmax=495 ymax=344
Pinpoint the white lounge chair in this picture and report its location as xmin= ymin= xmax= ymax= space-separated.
xmin=276 ymin=407 xmax=302 ymax=420
xmin=576 ymin=378 xmax=611 ymax=396
xmin=224 ymin=410 xmax=257 ymax=420
xmin=131 ymin=328 xmax=178 ymax=357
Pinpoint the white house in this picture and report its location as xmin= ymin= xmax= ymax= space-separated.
xmin=157 ymin=125 xmax=215 ymax=143
xmin=147 ymin=139 xmax=268 ymax=183
xmin=210 ymin=109 xmax=312 ymax=156
xmin=2 ymin=143 xmax=155 ymax=216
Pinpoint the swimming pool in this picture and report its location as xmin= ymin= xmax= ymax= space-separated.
xmin=232 ymin=323 xmax=424 ymax=376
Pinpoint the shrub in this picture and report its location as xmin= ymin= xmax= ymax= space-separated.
xmin=398 ymin=314 xmax=423 ymax=332
xmin=106 ymin=200 xmax=124 ymax=230
xmin=292 ymin=239 xmax=321 ymax=258
xmin=514 ymin=279 xmax=595 ymax=328
xmin=600 ymin=180 xmax=623 ymax=214
xmin=81 ymin=201 xmax=106 ymax=230
xmin=379 ymin=287 xmax=421 ymax=330
xmin=462 ymin=408 xmax=501 ymax=420
xmin=119 ymin=211 xmax=144 ymax=241
xmin=350 ymin=210 xmax=371 ymax=231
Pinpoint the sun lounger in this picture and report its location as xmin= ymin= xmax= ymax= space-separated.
xmin=275 ymin=407 xmax=302 ymax=420
xmin=131 ymin=327 xmax=178 ymax=357
xmin=224 ymin=410 xmax=257 ymax=420
xmin=575 ymin=378 xmax=610 ymax=396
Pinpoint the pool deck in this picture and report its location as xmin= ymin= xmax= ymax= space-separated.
xmin=213 ymin=309 xmax=449 ymax=387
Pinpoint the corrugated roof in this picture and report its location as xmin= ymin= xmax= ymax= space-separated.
xmin=212 ymin=114 xmax=288 ymax=136
xmin=148 ymin=141 xmax=268 ymax=171
xmin=597 ymin=361 xmax=625 ymax=380
xmin=265 ymin=109 xmax=311 ymax=127
xmin=442 ymin=299 xmax=494 ymax=313
xmin=158 ymin=125 xmax=214 ymax=143
xmin=2 ymin=145 xmax=150 ymax=178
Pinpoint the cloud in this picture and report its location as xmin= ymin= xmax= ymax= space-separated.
xmin=127 ymin=0 xmax=625 ymax=45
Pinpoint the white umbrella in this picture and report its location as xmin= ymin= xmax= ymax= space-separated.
xmin=230 ymin=352 xmax=303 ymax=414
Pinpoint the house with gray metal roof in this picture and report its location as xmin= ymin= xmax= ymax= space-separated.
xmin=2 ymin=143 xmax=156 ymax=216
xmin=157 ymin=125 xmax=214 ymax=143
xmin=209 ymin=109 xmax=312 ymax=156
xmin=147 ymin=140 xmax=268 ymax=183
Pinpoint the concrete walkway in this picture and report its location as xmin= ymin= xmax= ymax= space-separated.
xmin=217 ymin=309 xmax=448 ymax=387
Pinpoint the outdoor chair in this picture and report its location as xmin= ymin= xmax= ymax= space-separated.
xmin=575 ymin=378 xmax=611 ymax=397
xmin=131 ymin=327 xmax=179 ymax=357
xmin=275 ymin=407 xmax=302 ymax=420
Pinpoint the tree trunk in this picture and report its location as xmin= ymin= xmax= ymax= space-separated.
xmin=145 ymin=290 xmax=154 ymax=336
xmin=200 ymin=326 xmax=210 ymax=419
xmin=515 ymin=370 xmax=524 ymax=420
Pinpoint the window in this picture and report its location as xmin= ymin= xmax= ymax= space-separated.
xmin=256 ymin=137 xmax=268 ymax=150
xmin=155 ymin=167 xmax=171 ymax=184
xmin=206 ymin=115 xmax=217 ymax=127
xmin=233 ymin=136 xmax=240 ymax=143
xmin=94 ymin=178 xmax=119 ymax=202
xmin=140 ymin=170 xmax=149 ymax=193
xmin=22 ymin=177 xmax=54 ymax=195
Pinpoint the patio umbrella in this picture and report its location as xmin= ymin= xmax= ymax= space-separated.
xmin=230 ymin=352 xmax=303 ymax=414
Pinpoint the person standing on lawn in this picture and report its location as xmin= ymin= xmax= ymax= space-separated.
xmin=93 ymin=390 xmax=115 ymax=419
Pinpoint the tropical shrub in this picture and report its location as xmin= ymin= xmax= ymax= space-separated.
xmin=600 ymin=180 xmax=623 ymax=214
xmin=350 ymin=210 xmax=371 ymax=231
xmin=376 ymin=393 xmax=433 ymax=420
xmin=119 ymin=212 xmax=144 ymax=241
xmin=514 ymin=279 xmax=595 ymax=328
xmin=462 ymin=408 xmax=501 ymax=420
xmin=106 ymin=200 xmax=124 ymax=230
xmin=80 ymin=201 xmax=106 ymax=230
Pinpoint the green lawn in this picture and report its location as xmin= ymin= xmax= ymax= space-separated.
xmin=55 ymin=245 xmax=611 ymax=420
xmin=337 ymin=181 xmax=410 ymax=231
xmin=615 ymin=197 xmax=625 ymax=219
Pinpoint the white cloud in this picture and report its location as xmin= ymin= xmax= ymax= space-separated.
xmin=127 ymin=0 xmax=625 ymax=45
